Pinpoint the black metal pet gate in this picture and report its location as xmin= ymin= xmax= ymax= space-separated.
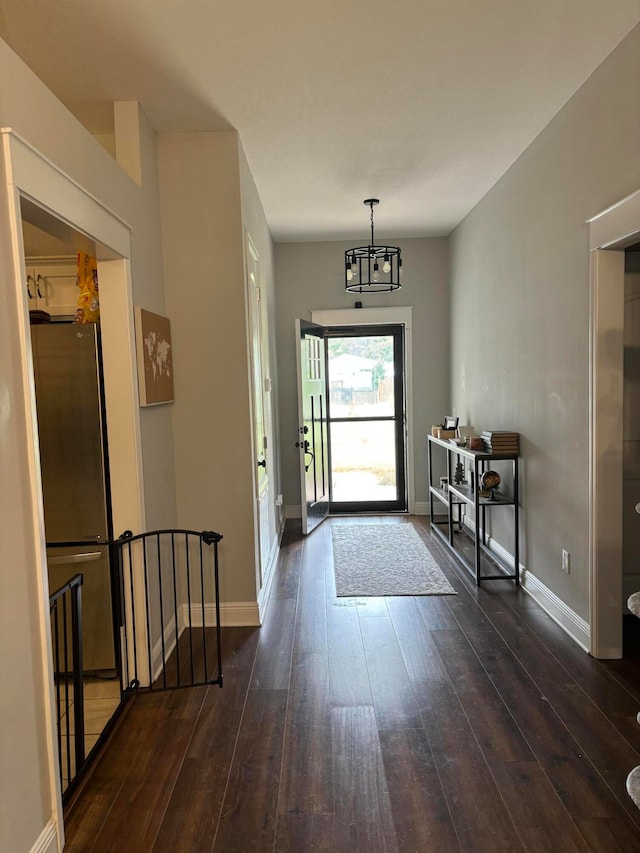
xmin=113 ymin=529 xmax=224 ymax=695
xmin=48 ymin=528 xmax=224 ymax=803
xmin=49 ymin=573 xmax=85 ymax=797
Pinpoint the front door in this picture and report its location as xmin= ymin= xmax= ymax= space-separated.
xmin=295 ymin=319 xmax=329 ymax=534
xmin=326 ymin=324 xmax=407 ymax=513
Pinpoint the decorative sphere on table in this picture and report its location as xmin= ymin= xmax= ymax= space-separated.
xmin=481 ymin=470 xmax=501 ymax=491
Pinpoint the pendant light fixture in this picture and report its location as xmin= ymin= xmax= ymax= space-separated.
xmin=345 ymin=198 xmax=402 ymax=293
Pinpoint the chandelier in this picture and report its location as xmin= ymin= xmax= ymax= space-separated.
xmin=345 ymin=198 xmax=402 ymax=293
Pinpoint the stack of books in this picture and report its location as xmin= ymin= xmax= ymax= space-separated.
xmin=481 ymin=430 xmax=519 ymax=455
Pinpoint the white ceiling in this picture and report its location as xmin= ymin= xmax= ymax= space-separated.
xmin=1 ymin=0 xmax=640 ymax=242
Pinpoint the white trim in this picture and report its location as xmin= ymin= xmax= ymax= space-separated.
xmin=151 ymin=616 xmax=179 ymax=684
xmin=183 ymin=601 xmax=261 ymax=627
xmin=1 ymin=129 xmax=131 ymax=255
xmin=30 ymin=819 xmax=59 ymax=853
xmin=463 ymin=517 xmax=590 ymax=652
xmin=244 ymin=231 xmax=266 ymax=596
xmin=587 ymin=186 xmax=640 ymax=658
xmin=285 ymin=504 xmax=302 ymax=519
xmin=521 ymin=569 xmax=590 ymax=653
xmin=589 ymin=248 xmax=624 ymax=658
xmin=588 ymin=187 xmax=640 ymax=250
xmin=413 ymin=501 xmax=429 ymax=516
xmin=257 ymin=513 xmax=286 ymax=620
xmin=312 ymin=306 xmax=412 ymax=325
xmin=1 ymin=128 xmax=146 ymax=836
xmin=1 ymin=134 xmax=65 ymax=840
xmin=147 ymin=599 xmax=263 ymax=685
xmin=311 ymin=306 xmax=415 ymax=512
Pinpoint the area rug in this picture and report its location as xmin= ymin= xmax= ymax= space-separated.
xmin=331 ymin=524 xmax=457 ymax=597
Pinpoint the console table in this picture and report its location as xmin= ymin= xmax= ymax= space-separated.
xmin=427 ymin=434 xmax=520 ymax=585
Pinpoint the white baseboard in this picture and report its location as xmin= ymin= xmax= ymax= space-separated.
xmin=150 ymin=615 xmax=179 ymax=684
xmin=183 ymin=601 xmax=261 ymax=627
xmin=285 ymin=504 xmax=301 ymax=519
xmin=257 ymin=515 xmax=286 ymax=620
xmin=520 ymin=569 xmax=590 ymax=652
xmin=462 ymin=517 xmax=590 ymax=652
xmin=30 ymin=819 xmax=58 ymax=853
xmin=138 ymin=601 xmax=259 ymax=687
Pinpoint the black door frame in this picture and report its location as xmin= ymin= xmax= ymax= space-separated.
xmin=325 ymin=323 xmax=407 ymax=514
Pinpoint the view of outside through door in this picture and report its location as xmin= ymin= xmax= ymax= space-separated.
xmin=327 ymin=327 xmax=405 ymax=510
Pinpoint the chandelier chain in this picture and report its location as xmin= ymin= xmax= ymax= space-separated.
xmin=370 ymin=201 xmax=375 ymax=247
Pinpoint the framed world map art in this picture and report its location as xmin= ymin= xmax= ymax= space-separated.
xmin=134 ymin=307 xmax=175 ymax=406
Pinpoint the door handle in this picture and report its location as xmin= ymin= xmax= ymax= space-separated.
xmin=302 ymin=440 xmax=314 ymax=471
xmin=47 ymin=551 xmax=102 ymax=565
xmin=258 ymin=459 xmax=266 ymax=468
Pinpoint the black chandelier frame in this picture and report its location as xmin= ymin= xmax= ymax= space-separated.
xmin=345 ymin=199 xmax=402 ymax=294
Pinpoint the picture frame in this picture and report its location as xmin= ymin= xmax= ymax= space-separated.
xmin=134 ymin=307 xmax=174 ymax=406
xmin=457 ymin=425 xmax=475 ymax=440
xmin=443 ymin=415 xmax=459 ymax=430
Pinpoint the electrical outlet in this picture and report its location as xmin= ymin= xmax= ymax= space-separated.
xmin=561 ymin=549 xmax=570 ymax=574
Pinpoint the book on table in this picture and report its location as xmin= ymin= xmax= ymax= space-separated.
xmin=481 ymin=430 xmax=519 ymax=454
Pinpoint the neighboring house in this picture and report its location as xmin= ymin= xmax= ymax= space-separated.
xmin=2 ymin=20 xmax=640 ymax=853
xmin=330 ymin=354 xmax=375 ymax=391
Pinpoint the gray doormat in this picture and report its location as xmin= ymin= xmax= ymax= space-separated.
xmin=331 ymin=524 xmax=457 ymax=597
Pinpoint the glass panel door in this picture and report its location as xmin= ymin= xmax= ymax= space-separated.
xmin=327 ymin=325 xmax=406 ymax=512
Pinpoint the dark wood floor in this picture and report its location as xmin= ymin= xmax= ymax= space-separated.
xmin=64 ymin=516 xmax=640 ymax=852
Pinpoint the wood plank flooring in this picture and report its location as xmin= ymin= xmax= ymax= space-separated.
xmin=64 ymin=517 xmax=640 ymax=851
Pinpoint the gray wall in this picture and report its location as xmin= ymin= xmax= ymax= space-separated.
xmin=159 ymin=132 xmax=258 ymax=605
xmin=274 ymin=237 xmax=449 ymax=511
xmin=450 ymin=23 xmax=640 ymax=620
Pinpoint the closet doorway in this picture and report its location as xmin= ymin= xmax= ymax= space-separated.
xmin=326 ymin=324 xmax=406 ymax=513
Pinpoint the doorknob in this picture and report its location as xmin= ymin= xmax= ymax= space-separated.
xmin=636 ymin=503 xmax=640 ymax=514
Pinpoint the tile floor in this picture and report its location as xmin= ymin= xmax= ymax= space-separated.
xmin=58 ymin=676 xmax=121 ymax=790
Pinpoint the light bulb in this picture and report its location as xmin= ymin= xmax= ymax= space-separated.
xmin=372 ymin=261 xmax=380 ymax=282
xmin=383 ymin=255 xmax=391 ymax=274
xmin=351 ymin=258 xmax=358 ymax=276
xmin=399 ymin=260 xmax=403 ymax=278
xmin=346 ymin=268 xmax=353 ymax=281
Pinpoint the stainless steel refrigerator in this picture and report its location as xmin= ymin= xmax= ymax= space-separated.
xmin=31 ymin=323 xmax=116 ymax=672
